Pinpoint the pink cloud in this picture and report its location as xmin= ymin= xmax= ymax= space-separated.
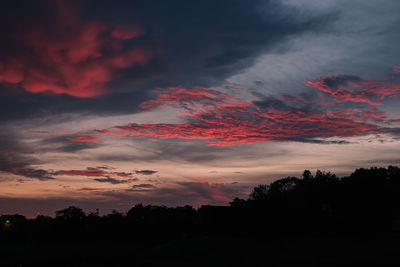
xmin=111 ymin=26 xmax=143 ymax=40
xmin=0 ymin=2 xmax=149 ymax=98
xmin=305 ymin=67 xmax=400 ymax=106
xmin=68 ymin=85 xmax=394 ymax=146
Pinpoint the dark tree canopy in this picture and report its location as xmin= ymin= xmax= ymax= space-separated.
xmin=55 ymin=206 xmax=86 ymax=220
xmin=249 ymin=184 xmax=269 ymax=201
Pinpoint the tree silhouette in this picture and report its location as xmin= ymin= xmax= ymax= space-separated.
xmin=229 ymin=197 xmax=247 ymax=207
xmin=55 ymin=206 xmax=85 ymax=220
xmin=268 ymin=176 xmax=300 ymax=194
xmin=302 ymin=170 xmax=312 ymax=179
xmin=249 ymin=184 xmax=268 ymax=201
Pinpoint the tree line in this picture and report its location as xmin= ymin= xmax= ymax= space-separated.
xmin=1 ymin=166 xmax=400 ymax=242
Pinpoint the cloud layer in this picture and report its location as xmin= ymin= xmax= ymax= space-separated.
xmin=1 ymin=0 xmax=400 ymax=215
xmin=67 ymin=68 xmax=400 ymax=145
xmin=305 ymin=67 xmax=400 ymax=106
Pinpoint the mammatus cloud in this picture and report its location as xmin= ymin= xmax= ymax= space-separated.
xmin=0 ymin=1 xmax=148 ymax=98
xmin=66 ymin=68 xmax=400 ymax=145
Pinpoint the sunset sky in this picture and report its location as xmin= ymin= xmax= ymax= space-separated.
xmin=1 ymin=0 xmax=400 ymax=217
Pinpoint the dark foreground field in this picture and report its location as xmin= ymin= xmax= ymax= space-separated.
xmin=1 ymin=232 xmax=400 ymax=266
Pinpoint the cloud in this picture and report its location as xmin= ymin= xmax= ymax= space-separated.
xmin=123 ymin=181 xmax=245 ymax=206
xmin=0 ymin=143 xmax=55 ymax=181
xmin=93 ymin=176 xmax=129 ymax=185
xmin=0 ymin=155 xmax=140 ymax=182
xmin=85 ymin=0 xmax=334 ymax=90
xmin=124 ymin=181 xmax=244 ymax=205
xmin=12 ymin=168 xmax=55 ymax=181
xmin=68 ymin=73 xmax=399 ymax=145
xmin=67 ymin=135 xmax=102 ymax=142
xmin=0 ymin=166 xmax=55 ymax=181
xmin=172 ymin=182 xmax=234 ymax=203
xmin=126 ymin=183 xmax=156 ymax=192
xmin=57 ymin=168 xmax=107 ymax=177
xmin=110 ymin=26 xmax=142 ymax=40
xmin=0 ymin=1 xmax=149 ymax=98
xmin=113 ymin=172 xmax=135 ymax=178
xmin=56 ymin=167 xmax=134 ymax=178
xmin=135 ymin=170 xmax=158 ymax=175
xmin=0 ymin=152 xmax=140 ymax=182
xmin=0 ymin=0 xmax=336 ymax=122
xmin=304 ymin=67 xmax=400 ymax=106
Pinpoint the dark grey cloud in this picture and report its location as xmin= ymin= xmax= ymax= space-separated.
xmin=0 ymin=89 xmax=149 ymax=122
xmin=0 ymin=165 xmax=55 ymax=181
xmin=45 ymin=135 xmax=101 ymax=153
xmin=252 ymin=92 xmax=321 ymax=115
xmin=96 ymin=166 xmax=113 ymax=170
xmin=93 ymin=137 xmax=288 ymax=167
xmin=0 ymin=132 xmax=55 ymax=181
xmin=135 ymin=170 xmax=157 ymax=175
xmin=230 ymin=0 xmax=400 ymax=101
xmin=13 ymin=168 xmax=55 ymax=181
xmin=320 ymin=75 xmax=361 ymax=89
xmin=126 ymin=183 xmax=156 ymax=192
xmin=289 ymin=139 xmax=351 ymax=145
xmin=93 ymin=176 xmax=129 ymax=185
xmin=132 ymin=184 xmax=155 ymax=189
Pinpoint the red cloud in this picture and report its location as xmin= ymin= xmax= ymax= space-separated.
xmin=139 ymin=86 xmax=251 ymax=110
xmin=305 ymin=67 xmax=400 ymax=106
xmin=111 ymin=26 xmax=143 ymax=40
xmin=68 ymin=84 xmax=395 ymax=146
xmin=0 ymin=62 xmax=24 ymax=83
xmin=67 ymin=67 xmax=400 ymax=146
xmin=67 ymin=134 xmax=101 ymax=142
xmin=0 ymin=2 xmax=149 ymax=98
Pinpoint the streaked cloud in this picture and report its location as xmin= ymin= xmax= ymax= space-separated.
xmin=67 ymin=70 xmax=400 ymax=145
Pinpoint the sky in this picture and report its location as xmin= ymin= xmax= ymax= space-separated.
xmin=1 ymin=0 xmax=400 ymax=217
